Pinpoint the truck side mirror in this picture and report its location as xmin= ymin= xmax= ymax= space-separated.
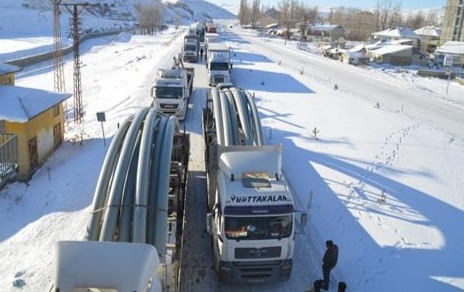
xmin=300 ymin=213 xmax=308 ymax=227
xmin=206 ymin=213 xmax=213 ymax=234
xmin=150 ymin=87 xmax=155 ymax=98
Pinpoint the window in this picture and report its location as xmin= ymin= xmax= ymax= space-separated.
xmin=0 ymin=120 xmax=5 ymax=132
xmin=224 ymin=215 xmax=293 ymax=240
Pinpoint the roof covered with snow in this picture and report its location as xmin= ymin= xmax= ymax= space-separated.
xmin=369 ymin=45 xmax=413 ymax=55
xmin=435 ymin=41 xmax=464 ymax=55
xmin=414 ymin=26 xmax=442 ymax=37
xmin=0 ymin=63 xmax=21 ymax=75
xmin=310 ymin=24 xmax=344 ymax=32
xmin=372 ymin=27 xmax=420 ymax=39
xmin=0 ymin=85 xmax=72 ymax=123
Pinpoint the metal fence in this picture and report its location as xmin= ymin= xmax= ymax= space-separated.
xmin=0 ymin=133 xmax=18 ymax=175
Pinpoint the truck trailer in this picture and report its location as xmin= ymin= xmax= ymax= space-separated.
xmin=51 ymin=109 xmax=191 ymax=291
xmin=202 ymin=86 xmax=306 ymax=283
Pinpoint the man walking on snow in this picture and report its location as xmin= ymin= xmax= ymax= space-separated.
xmin=322 ymin=240 xmax=338 ymax=290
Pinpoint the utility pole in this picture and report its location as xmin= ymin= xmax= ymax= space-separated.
xmin=53 ymin=0 xmax=66 ymax=93
xmin=61 ymin=3 xmax=92 ymax=123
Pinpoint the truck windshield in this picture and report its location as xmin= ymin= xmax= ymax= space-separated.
xmin=210 ymin=62 xmax=229 ymax=71
xmin=184 ymin=44 xmax=197 ymax=51
xmin=155 ymin=87 xmax=183 ymax=99
xmin=224 ymin=215 xmax=293 ymax=240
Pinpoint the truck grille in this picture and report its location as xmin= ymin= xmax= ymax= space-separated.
xmin=235 ymin=247 xmax=281 ymax=259
xmin=160 ymin=103 xmax=179 ymax=110
xmin=214 ymin=76 xmax=225 ymax=83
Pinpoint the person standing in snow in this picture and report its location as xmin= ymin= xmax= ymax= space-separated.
xmin=322 ymin=240 xmax=338 ymax=290
xmin=338 ymin=281 xmax=347 ymax=292
xmin=200 ymin=48 xmax=204 ymax=60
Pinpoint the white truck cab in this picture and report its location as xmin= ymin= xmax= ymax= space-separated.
xmin=206 ymin=42 xmax=232 ymax=86
xmin=206 ymin=145 xmax=306 ymax=283
xmin=150 ymin=67 xmax=194 ymax=121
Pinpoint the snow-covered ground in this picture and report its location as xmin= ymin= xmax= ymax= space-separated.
xmin=1 ymin=1 xmax=464 ymax=292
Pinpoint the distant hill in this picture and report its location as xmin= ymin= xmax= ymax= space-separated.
xmin=18 ymin=0 xmax=236 ymax=24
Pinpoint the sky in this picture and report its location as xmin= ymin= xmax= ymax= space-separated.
xmin=206 ymin=0 xmax=446 ymax=10
xmin=1 ymin=0 xmax=464 ymax=291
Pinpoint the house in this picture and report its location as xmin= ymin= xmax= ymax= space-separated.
xmin=434 ymin=41 xmax=464 ymax=66
xmin=308 ymin=24 xmax=345 ymax=42
xmin=340 ymin=46 xmax=369 ymax=65
xmin=368 ymin=45 xmax=414 ymax=66
xmin=371 ymin=27 xmax=421 ymax=48
xmin=0 ymin=63 xmax=72 ymax=181
xmin=414 ymin=26 xmax=442 ymax=53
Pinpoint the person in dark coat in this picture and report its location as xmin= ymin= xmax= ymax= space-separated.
xmin=313 ymin=279 xmax=324 ymax=292
xmin=322 ymin=240 xmax=338 ymax=290
xmin=200 ymin=48 xmax=204 ymax=59
xmin=338 ymin=281 xmax=347 ymax=292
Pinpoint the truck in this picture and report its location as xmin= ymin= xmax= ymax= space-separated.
xmin=206 ymin=22 xmax=217 ymax=33
xmin=150 ymin=57 xmax=194 ymax=121
xmin=202 ymin=86 xmax=307 ymax=284
xmin=182 ymin=33 xmax=199 ymax=62
xmin=206 ymin=42 xmax=232 ymax=86
xmin=52 ymin=109 xmax=191 ymax=291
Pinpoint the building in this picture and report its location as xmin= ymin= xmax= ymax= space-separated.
xmin=415 ymin=26 xmax=442 ymax=53
xmin=309 ymin=25 xmax=345 ymax=42
xmin=441 ymin=0 xmax=464 ymax=44
xmin=0 ymin=63 xmax=72 ymax=181
xmin=434 ymin=41 xmax=464 ymax=66
xmin=370 ymin=27 xmax=421 ymax=48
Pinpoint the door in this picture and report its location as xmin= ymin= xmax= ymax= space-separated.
xmin=53 ymin=123 xmax=62 ymax=149
xmin=28 ymin=137 xmax=38 ymax=173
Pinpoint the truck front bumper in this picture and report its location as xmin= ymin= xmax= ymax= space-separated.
xmin=218 ymin=259 xmax=292 ymax=284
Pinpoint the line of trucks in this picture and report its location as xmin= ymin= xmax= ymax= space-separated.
xmin=50 ymin=23 xmax=307 ymax=290
xmin=152 ymin=27 xmax=233 ymax=121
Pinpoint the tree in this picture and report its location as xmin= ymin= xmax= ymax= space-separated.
xmin=374 ymin=0 xmax=402 ymax=31
xmin=238 ymin=0 xmax=251 ymax=26
xmin=251 ymin=0 xmax=261 ymax=28
xmin=136 ymin=0 xmax=165 ymax=35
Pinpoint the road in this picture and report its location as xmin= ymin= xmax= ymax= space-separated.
xmin=178 ymin=39 xmax=321 ymax=292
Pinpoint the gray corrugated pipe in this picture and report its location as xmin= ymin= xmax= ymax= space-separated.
xmin=219 ymin=90 xmax=233 ymax=146
xmin=230 ymin=87 xmax=253 ymax=145
xmin=133 ymin=109 xmax=159 ymax=243
xmin=147 ymin=115 xmax=168 ymax=246
xmin=224 ymin=89 xmax=240 ymax=145
xmin=118 ymin=132 xmax=141 ymax=242
xmin=245 ymin=90 xmax=263 ymax=146
xmin=85 ymin=119 xmax=131 ymax=241
xmin=211 ymin=87 xmax=225 ymax=146
xmin=100 ymin=108 xmax=149 ymax=241
xmin=153 ymin=116 xmax=176 ymax=262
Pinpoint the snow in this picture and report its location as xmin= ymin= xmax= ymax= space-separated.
xmin=1 ymin=1 xmax=464 ymax=292
xmin=0 ymin=85 xmax=72 ymax=122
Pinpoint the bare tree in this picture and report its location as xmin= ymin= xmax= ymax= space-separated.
xmin=238 ymin=0 xmax=251 ymax=26
xmin=250 ymin=0 xmax=261 ymax=28
xmin=374 ymin=0 xmax=402 ymax=31
xmin=136 ymin=0 xmax=165 ymax=35
xmin=278 ymin=0 xmax=291 ymax=41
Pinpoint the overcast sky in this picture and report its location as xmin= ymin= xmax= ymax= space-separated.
xmin=206 ymin=0 xmax=445 ymax=10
